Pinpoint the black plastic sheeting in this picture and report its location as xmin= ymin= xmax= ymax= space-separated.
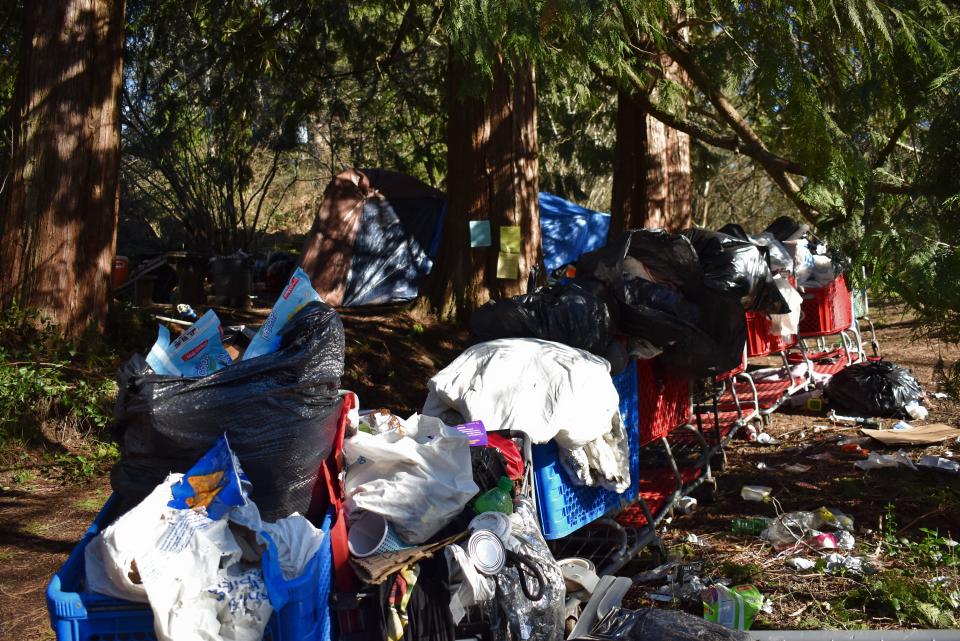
xmin=342 ymin=195 xmax=444 ymax=306
xmin=111 ymin=302 xmax=345 ymax=521
xmin=824 ymin=361 xmax=923 ymax=418
xmin=681 ymin=229 xmax=788 ymax=314
xmin=575 ymin=230 xmax=747 ymax=378
xmin=574 ymin=606 xmax=749 ymax=641
xmin=470 ymin=279 xmax=618 ymax=356
xmin=577 ymin=229 xmax=702 ymax=290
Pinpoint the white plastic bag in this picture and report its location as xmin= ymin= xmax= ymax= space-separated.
xmin=769 ymin=276 xmax=803 ymax=336
xmin=343 ymin=414 xmax=480 ymax=544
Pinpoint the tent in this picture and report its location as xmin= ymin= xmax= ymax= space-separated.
xmin=299 ymin=168 xmax=445 ymax=307
xmin=299 ymin=168 xmax=610 ymax=306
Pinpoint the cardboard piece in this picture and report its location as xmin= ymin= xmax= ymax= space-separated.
xmin=496 ymin=252 xmax=520 ymax=279
xmin=499 ymin=225 xmax=521 ymax=252
xmin=469 ymin=220 xmax=491 ymax=248
xmin=349 ymin=532 xmax=465 ymax=584
xmin=861 ymin=423 xmax=960 ymax=446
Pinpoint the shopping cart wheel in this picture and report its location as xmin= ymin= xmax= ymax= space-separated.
xmin=761 ymin=413 xmax=772 ymax=427
xmin=710 ymin=448 xmax=727 ymax=472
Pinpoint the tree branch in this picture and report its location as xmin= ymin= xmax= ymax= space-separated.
xmin=634 ymin=92 xmax=807 ymax=175
xmin=664 ymin=39 xmax=818 ymax=225
xmin=872 ymin=111 xmax=914 ymax=169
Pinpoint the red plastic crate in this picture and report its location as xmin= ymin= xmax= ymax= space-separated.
xmin=637 ymin=358 xmax=691 ymax=446
xmin=745 ymin=311 xmax=797 ymax=357
xmin=798 ymin=274 xmax=853 ymax=336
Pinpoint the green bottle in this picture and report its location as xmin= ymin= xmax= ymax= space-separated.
xmin=731 ymin=517 xmax=772 ymax=535
xmin=474 ymin=476 xmax=515 ymax=515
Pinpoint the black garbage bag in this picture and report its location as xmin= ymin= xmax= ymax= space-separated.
xmin=470 ymin=279 xmax=618 ymax=355
xmin=764 ymin=215 xmax=805 ymax=242
xmin=111 ymin=301 xmax=345 ymax=521
xmin=573 ymin=606 xmax=749 ymax=641
xmin=615 ymin=280 xmax=745 ymax=378
xmin=824 ymin=361 xmax=923 ymax=417
xmin=576 ymin=229 xmax=702 ymax=290
xmin=681 ymin=229 xmax=789 ymax=314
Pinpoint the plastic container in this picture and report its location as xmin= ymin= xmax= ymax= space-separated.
xmin=798 ymin=274 xmax=853 ymax=336
xmin=45 ymin=496 xmax=334 ymax=641
xmin=636 ymin=357 xmax=691 ymax=446
xmin=111 ymin=256 xmax=129 ymax=289
xmin=532 ymin=357 xmax=641 ymax=540
xmin=474 ymin=476 xmax=514 ymax=515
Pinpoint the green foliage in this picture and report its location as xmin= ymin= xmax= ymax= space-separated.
xmin=881 ymin=503 xmax=959 ymax=570
xmin=840 ymin=572 xmax=958 ymax=628
xmin=0 ymin=306 xmax=117 ymax=444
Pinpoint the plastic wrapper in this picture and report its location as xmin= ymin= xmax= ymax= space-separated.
xmin=761 ymin=507 xmax=853 ymax=550
xmin=824 ymin=361 xmax=923 ymax=417
xmin=112 ymin=302 xmax=345 ymax=521
xmin=146 ymin=309 xmax=233 ymax=377
xmin=470 ymin=279 xmax=618 ymax=356
xmin=702 ymin=584 xmax=762 ymax=631
xmin=497 ymin=497 xmax=564 ymax=641
xmin=749 ymin=232 xmax=794 ymax=274
xmin=681 ymin=229 xmax=788 ymax=314
xmin=580 ymin=606 xmax=749 ymax=641
xmin=243 ymin=267 xmax=322 ymax=361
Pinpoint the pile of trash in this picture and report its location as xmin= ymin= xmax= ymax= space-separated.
xmin=472 ymin=224 xmax=806 ymax=378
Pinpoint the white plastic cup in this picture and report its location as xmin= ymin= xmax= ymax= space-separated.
xmin=347 ymin=511 xmax=413 ymax=558
xmin=740 ymin=485 xmax=773 ymax=502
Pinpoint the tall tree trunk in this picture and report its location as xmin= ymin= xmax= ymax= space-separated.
xmin=425 ymin=54 xmax=541 ymax=322
xmin=611 ymin=42 xmax=692 ymax=234
xmin=0 ymin=0 xmax=125 ymax=337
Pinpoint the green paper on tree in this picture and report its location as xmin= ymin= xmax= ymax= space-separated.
xmin=499 ymin=225 xmax=521 ymax=252
xmin=496 ymin=252 xmax=520 ymax=279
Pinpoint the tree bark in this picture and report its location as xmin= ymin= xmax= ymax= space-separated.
xmin=0 ymin=0 xmax=125 ymax=337
xmin=611 ymin=89 xmax=692 ymax=233
xmin=425 ymin=54 xmax=541 ymax=322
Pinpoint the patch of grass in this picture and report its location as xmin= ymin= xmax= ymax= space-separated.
xmin=50 ymin=441 xmax=118 ymax=482
xmin=839 ymin=571 xmax=958 ymax=628
xmin=22 ymin=520 xmax=50 ymax=537
xmin=881 ymin=503 xmax=959 ymax=569
xmin=75 ymin=489 xmax=109 ymax=512
xmin=719 ymin=560 xmax=762 ymax=585
xmin=0 ymin=550 xmax=13 ymax=563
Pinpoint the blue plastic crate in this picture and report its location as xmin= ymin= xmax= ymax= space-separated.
xmin=45 ymin=494 xmax=333 ymax=641
xmin=532 ymin=359 xmax=640 ymax=540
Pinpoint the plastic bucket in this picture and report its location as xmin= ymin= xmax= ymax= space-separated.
xmin=347 ymin=512 xmax=412 ymax=558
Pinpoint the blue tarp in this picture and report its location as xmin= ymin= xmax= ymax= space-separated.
xmin=538 ymin=192 xmax=611 ymax=271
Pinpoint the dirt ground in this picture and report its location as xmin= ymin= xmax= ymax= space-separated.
xmin=1 ymin=303 xmax=957 ymax=639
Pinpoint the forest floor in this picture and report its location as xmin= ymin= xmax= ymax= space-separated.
xmin=1 ymin=302 xmax=957 ymax=640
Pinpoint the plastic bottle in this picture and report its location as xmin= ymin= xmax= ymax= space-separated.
xmin=731 ymin=517 xmax=772 ymax=535
xmin=474 ymin=476 xmax=514 ymax=515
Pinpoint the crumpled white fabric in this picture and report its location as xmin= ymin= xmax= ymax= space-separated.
xmin=423 ymin=338 xmax=622 ymax=450
xmin=558 ymin=411 xmax=631 ymax=492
